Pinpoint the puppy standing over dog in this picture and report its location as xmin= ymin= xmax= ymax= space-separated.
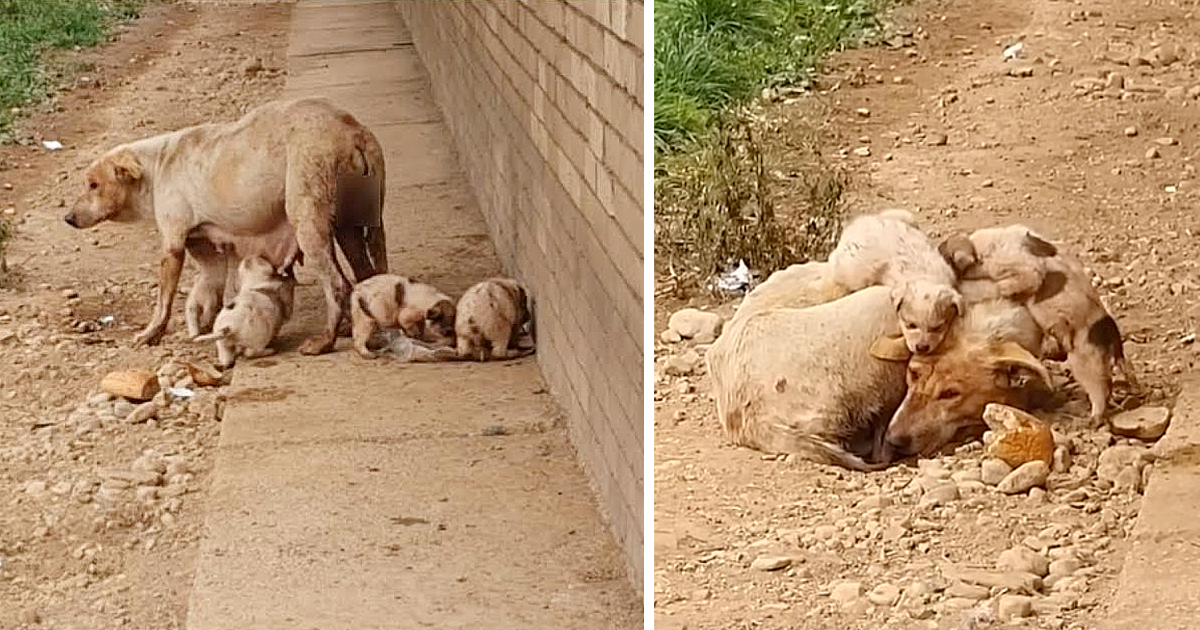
xmin=828 ymin=209 xmax=964 ymax=354
xmin=194 ymin=256 xmax=296 ymax=368
xmin=64 ymin=97 xmax=387 ymax=355
xmin=350 ymin=274 xmax=457 ymax=359
xmin=454 ymin=277 xmax=535 ymax=362
xmin=939 ymin=227 xmax=1138 ymax=425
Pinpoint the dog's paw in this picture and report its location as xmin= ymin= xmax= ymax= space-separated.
xmin=299 ymin=334 xmax=335 ymax=356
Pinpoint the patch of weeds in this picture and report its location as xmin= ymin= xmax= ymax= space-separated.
xmin=654 ymin=110 xmax=847 ymax=295
xmin=654 ymin=0 xmax=887 ymax=149
xmin=0 ymin=0 xmax=151 ymax=134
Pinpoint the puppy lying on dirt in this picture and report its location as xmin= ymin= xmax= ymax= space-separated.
xmin=64 ymin=97 xmax=387 ymax=355
xmin=939 ymin=227 xmax=1137 ymax=425
xmin=454 ymin=277 xmax=535 ymax=362
xmin=829 ymin=209 xmax=964 ymax=355
xmin=193 ymin=256 xmax=296 ymax=369
xmin=350 ymin=274 xmax=457 ymax=359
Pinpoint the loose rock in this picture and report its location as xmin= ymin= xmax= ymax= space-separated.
xmin=867 ymin=583 xmax=900 ymax=606
xmin=750 ymin=555 xmax=791 ymax=571
xmin=830 ymin=581 xmax=864 ymax=605
xmin=981 ymin=458 xmax=1013 ymax=486
xmin=1109 ymin=406 xmax=1171 ymax=440
xmin=998 ymin=460 xmax=1049 ymax=494
xmin=126 ymin=401 xmax=158 ymax=424
xmin=668 ymin=309 xmax=723 ymax=343
xmin=664 ymin=351 xmax=702 ymax=376
xmin=997 ymin=595 xmax=1033 ymax=621
xmin=999 ymin=546 xmax=1050 ymax=577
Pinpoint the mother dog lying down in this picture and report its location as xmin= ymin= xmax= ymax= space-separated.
xmin=707 ymin=283 xmax=908 ymax=470
xmin=64 ymin=97 xmax=386 ymax=355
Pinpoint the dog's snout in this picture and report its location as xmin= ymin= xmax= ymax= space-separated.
xmin=884 ymin=433 xmax=914 ymax=459
xmin=64 ymin=213 xmax=79 ymax=228
xmin=915 ymin=342 xmax=930 ymax=354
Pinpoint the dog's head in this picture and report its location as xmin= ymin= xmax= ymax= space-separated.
xmin=884 ymin=341 xmax=1052 ymax=458
xmin=892 ymin=280 xmax=964 ymax=355
xmin=66 ymin=148 xmax=145 ymax=229
xmin=423 ymin=298 xmax=457 ymax=345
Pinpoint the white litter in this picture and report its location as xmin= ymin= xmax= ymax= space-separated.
xmin=167 ymin=387 xmax=195 ymax=399
xmin=1002 ymin=42 xmax=1026 ymax=61
xmin=713 ymin=259 xmax=753 ymax=293
xmin=98 ymin=315 xmax=115 ymax=325
xmin=41 ymin=140 xmax=63 ymax=151
xmin=371 ymin=331 xmax=459 ymax=362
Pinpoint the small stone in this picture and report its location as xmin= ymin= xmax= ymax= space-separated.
xmin=1114 ymin=465 xmax=1144 ymax=493
xmin=135 ymin=486 xmax=159 ymax=502
xmin=981 ymin=459 xmax=1012 ymax=486
xmin=981 ymin=179 xmax=994 ymax=188
xmin=952 ymin=469 xmax=982 ymax=484
xmin=830 ymin=581 xmax=864 ymax=605
xmin=999 ymin=546 xmax=1050 ymax=577
xmin=1189 ymin=85 xmax=1200 ymax=99
xmin=867 ymin=583 xmax=901 ymax=606
xmin=1097 ymin=444 xmax=1147 ymax=484
xmin=1155 ymin=137 xmax=1179 ymax=146
xmin=60 ymin=288 xmax=78 ymax=298
xmin=50 ymin=481 xmax=71 ymax=496
xmin=945 ymin=582 xmax=990 ymax=601
xmin=668 ymin=308 xmax=723 ymax=341
xmin=997 ymin=595 xmax=1033 ymax=621
xmin=241 ymin=57 xmax=264 ymax=74
xmin=87 ymin=392 xmax=114 ymax=405
xmin=856 ymin=494 xmax=892 ymax=510
xmin=919 ymin=481 xmax=960 ymax=508
xmin=1109 ymin=406 xmax=1171 ymax=440
xmin=852 ymin=146 xmax=871 ymax=157
xmin=1166 ymin=86 xmax=1187 ymax=100
xmin=1009 ymin=66 xmax=1034 ymax=77
xmin=126 ymin=401 xmax=158 ymax=424
xmin=944 ymin=567 xmax=1042 ymax=594
xmin=751 ymin=555 xmax=791 ymax=571
xmin=925 ymin=132 xmax=948 ymax=146
xmin=1124 ymin=126 xmax=1139 ymax=137
xmin=24 ymin=480 xmax=47 ymax=495
xmin=1049 ymin=556 xmax=1083 ymax=577
xmin=103 ymin=469 xmax=162 ymax=487
xmin=664 ymin=351 xmax=701 ymax=376
xmin=1151 ymin=44 xmax=1180 ymax=67
xmin=659 ymin=329 xmax=682 ymax=344
xmin=19 ymin=609 xmax=41 ymax=624
xmin=998 ymin=460 xmax=1050 ymax=494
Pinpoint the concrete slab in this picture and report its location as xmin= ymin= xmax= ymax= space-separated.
xmin=184 ymin=2 xmax=639 ymax=628
xmin=1102 ymin=377 xmax=1200 ymax=629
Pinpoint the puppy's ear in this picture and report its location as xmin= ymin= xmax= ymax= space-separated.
xmin=890 ymin=283 xmax=907 ymax=311
xmin=870 ymin=334 xmax=912 ymax=362
xmin=426 ymin=298 xmax=455 ymax=323
xmin=110 ymin=149 xmax=143 ymax=183
xmin=949 ymin=290 xmax=965 ymax=317
xmin=1023 ymin=231 xmax=1058 ymax=258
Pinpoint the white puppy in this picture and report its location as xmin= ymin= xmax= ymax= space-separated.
xmin=828 ymin=209 xmax=963 ymax=355
xmin=193 ymin=256 xmax=296 ymax=368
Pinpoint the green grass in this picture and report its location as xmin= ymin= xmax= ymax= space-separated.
xmin=654 ymin=0 xmax=886 ymax=152
xmin=0 ymin=0 xmax=147 ymax=134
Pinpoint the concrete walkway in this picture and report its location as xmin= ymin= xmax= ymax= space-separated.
xmin=185 ymin=3 xmax=638 ymax=628
xmin=1102 ymin=377 xmax=1200 ymax=629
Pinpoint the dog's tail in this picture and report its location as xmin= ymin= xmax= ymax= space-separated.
xmin=193 ymin=326 xmax=233 ymax=343
xmin=1091 ymin=314 xmax=1140 ymax=389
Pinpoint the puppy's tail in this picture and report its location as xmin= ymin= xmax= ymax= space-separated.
xmin=1091 ymin=315 xmax=1140 ymax=389
xmin=194 ymin=326 xmax=233 ymax=343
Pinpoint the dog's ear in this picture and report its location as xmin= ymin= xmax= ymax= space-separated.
xmin=949 ymin=289 xmax=965 ymax=317
xmin=426 ymin=298 xmax=455 ymax=323
xmin=110 ymin=149 xmax=143 ymax=183
xmin=870 ymin=334 xmax=912 ymax=362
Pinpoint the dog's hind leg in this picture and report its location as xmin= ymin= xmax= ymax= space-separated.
xmin=335 ymin=226 xmax=376 ymax=283
xmin=287 ymin=150 xmax=347 ymax=356
xmin=185 ymin=237 xmax=229 ymax=338
xmin=1067 ymin=335 xmax=1113 ymax=428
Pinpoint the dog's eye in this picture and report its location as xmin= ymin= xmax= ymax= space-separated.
xmin=937 ymin=389 xmax=960 ymax=400
xmin=906 ymin=322 xmax=918 ymax=330
xmin=89 ymin=181 xmax=98 ymax=189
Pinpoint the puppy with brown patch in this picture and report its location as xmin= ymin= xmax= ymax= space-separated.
xmin=454 ymin=278 xmax=535 ymax=362
xmin=939 ymin=227 xmax=1137 ymax=425
xmin=350 ymin=274 xmax=456 ymax=359
xmin=193 ymin=256 xmax=296 ymax=368
xmin=828 ymin=209 xmax=964 ymax=355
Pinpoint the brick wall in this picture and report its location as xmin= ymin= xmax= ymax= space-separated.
xmin=393 ymin=1 xmax=644 ymax=589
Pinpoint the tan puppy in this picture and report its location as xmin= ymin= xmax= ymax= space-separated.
xmin=454 ymin=278 xmax=534 ymax=362
xmin=350 ymin=274 xmax=456 ymax=359
xmin=194 ymin=256 xmax=296 ymax=368
xmin=938 ymin=225 xmax=1058 ymax=299
xmin=64 ymin=97 xmax=386 ymax=356
xmin=829 ymin=209 xmax=964 ymax=355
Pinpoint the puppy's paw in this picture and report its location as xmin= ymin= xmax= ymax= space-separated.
xmin=132 ymin=326 xmax=164 ymax=347
xmin=299 ymin=334 xmax=335 ymax=356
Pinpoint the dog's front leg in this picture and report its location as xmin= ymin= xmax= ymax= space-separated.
xmin=134 ymin=245 xmax=186 ymax=346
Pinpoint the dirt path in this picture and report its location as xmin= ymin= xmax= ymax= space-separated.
xmin=0 ymin=5 xmax=288 ymax=627
xmin=654 ymin=0 xmax=1196 ymax=628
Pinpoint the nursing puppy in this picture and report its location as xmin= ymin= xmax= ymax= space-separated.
xmin=454 ymin=278 xmax=535 ymax=362
xmin=193 ymin=256 xmax=296 ymax=368
xmin=829 ymin=209 xmax=964 ymax=355
xmin=939 ymin=228 xmax=1137 ymax=425
xmin=350 ymin=274 xmax=456 ymax=358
